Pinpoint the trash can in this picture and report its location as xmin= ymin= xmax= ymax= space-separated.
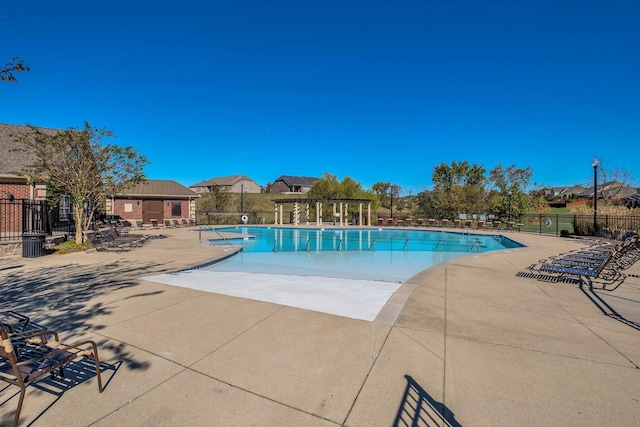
xmin=22 ymin=233 xmax=46 ymax=258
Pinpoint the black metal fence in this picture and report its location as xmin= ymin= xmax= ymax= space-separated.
xmin=518 ymin=213 xmax=640 ymax=237
xmin=0 ymin=199 xmax=75 ymax=241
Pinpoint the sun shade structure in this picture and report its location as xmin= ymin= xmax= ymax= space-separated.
xmin=272 ymin=198 xmax=373 ymax=226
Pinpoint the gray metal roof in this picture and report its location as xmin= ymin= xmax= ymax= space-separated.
xmin=274 ymin=175 xmax=319 ymax=186
xmin=190 ymin=174 xmax=256 ymax=188
xmin=118 ymin=180 xmax=198 ymax=198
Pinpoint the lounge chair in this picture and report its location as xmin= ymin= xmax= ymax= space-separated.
xmin=0 ymin=325 xmax=103 ymax=427
xmin=377 ymin=218 xmax=384 ymax=226
xmin=404 ymin=218 xmax=412 ymax=227
xmin=464 ymin=219 xmax=472 ymax=228
xmin=416 ymin=218 xmax=424 ymax=226
xmin=387 ymin=218 xmax=393 ymax=226
xmin=428 ymin=219 xmax=436 ymax=227
xmin=164 ymin=219 xmax=174 ymax=227
xmin=440 ymin=219 xmax=449 ymax=227
xmin=84 ymin=230 xmax=131 ymax=253
xmin=0 ymin=311 xmax=30 ymax=334
xmin=98 ymin=225 xmax=146 ymax=247
xmin=476 ymin=220 xmax=485 ymax=229
xmin=452 ymin=219 xmax=461 ymax=228
xmin=492 ymin=221 xmax=502 ymax=230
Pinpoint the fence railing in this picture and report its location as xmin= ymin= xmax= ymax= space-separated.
xmin=0 ymin=199 xmax=75 ymax=241
xmin=518 ymin=214 xmax=640 ymax=237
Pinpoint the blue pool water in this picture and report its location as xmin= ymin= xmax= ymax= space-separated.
xmin=142 ymin=227 xmax=525 ymax=321
xmin=201 ymin=227 xmax=524 ymax=283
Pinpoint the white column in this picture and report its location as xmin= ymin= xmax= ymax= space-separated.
xmin=274 ymin=203 xmax=279 ymax=225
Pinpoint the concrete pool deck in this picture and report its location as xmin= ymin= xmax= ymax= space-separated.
xmin=1 ymin=226 xmax=639 ymax=426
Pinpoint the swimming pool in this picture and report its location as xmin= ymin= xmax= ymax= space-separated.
xmin=212 ymin=226 xmax=523 ymax=253
xmin=142 ymin=227 xmax=524 ymax=321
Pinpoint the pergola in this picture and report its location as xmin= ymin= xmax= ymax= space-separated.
xmin=271 ymin=198 xmax=373 ymax=226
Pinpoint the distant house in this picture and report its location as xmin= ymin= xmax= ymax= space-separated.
xmin=270 ymin=175 xmax=318 ymax=194
xmin=190 ymin=175 xmax=261 ymax=194
xmin=107 ymin=180 xmax=198 ymax=226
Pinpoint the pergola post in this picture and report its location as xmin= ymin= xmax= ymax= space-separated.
xmin=274 ymin=203 xmax=278 ymax=225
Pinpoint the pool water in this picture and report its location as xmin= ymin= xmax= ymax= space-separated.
xmin=214 ymin=226 xmax=523 ymax=254
xmin=202 ymin=227 xmax=523 ymax=282
xmin=141 ymin=227 xmax=524 ymax=321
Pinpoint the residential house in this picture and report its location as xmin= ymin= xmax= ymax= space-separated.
xmin=107 ymin=180 xmax=198 ymax=226
xmin=270 ymin=175 xmax=318 ymax=194
xmin=190 ymin=175 xmax=261 ymax=194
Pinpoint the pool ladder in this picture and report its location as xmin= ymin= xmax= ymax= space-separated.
xmin=402 ymin=239 xmax=410 ymax=251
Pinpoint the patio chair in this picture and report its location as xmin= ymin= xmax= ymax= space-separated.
xmin=416 ymin=218 xmax=424 ymax=226
xmin=452 ymin=219 xmax=461 ymax=228
xmin=378 ymin=218 xmax=384 ymax=226
xmin=0 ymin=325 xmax=103 ymax=427
xmin=0 ymin=311 xmax=30 ymax=334
xmin=492 ymin=221 xmax=502 ymax=230
xmin=428 ymin=219 xmax=436 ymax=227
xmin=464 ymin=219 xmax=472 ymax=228
xmin=84 ymin=230 xmax=131 ymax=253
xmin=476 ymin=220 xmax=485 ymax=229
xmin=164 ymin=219 xmax=174 ymax=227
xmin=404 ymin=218 xmax=412 ymax=227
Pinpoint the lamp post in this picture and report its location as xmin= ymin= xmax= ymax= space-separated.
xmin=592 ymin=157 xmax=599 ymax=233
xmin=240 ymin=180 xmax=244 ymax=215
xmin=508 ymin=190 xmax=512 ymax=222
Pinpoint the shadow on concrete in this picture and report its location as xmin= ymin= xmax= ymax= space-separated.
xmin=392 ymin=375 xmax=461 ymax=427
xmin=0 ymin=260 xmax=179 ymax=370
xmin=0 ymin=359 xmax=121 ymax=427
xmin=579 ymin=280 xmax=640 ymax=332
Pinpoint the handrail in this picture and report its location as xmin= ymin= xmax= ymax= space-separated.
xmin=369 ymin=240 xmax=376 ymax=251
xmin=468 ymin=240 xmax=480 ymax=252
xmin=202 ymin=227 xmax=232 ymax=245
xmin=337 ymin=239 xmax=342 ymax=251
xmin=305 ymin=239 xmax=310 ymax=252
xmin=402 ymin=239 xmax=410 ymax=251
xmin=434 ymin=240 xmax=443 ymax=251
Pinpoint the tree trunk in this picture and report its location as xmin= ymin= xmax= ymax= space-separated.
xmin=74 ymin=204 xmax=85 ymax=244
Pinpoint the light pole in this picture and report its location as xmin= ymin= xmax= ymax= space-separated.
xmin=240 ymin=180 xmax=244 ymax=215
xmin=508 ymin=190 xmax=512 ymax=222
xmin=592 ymin=157 xmax=598 ymax=233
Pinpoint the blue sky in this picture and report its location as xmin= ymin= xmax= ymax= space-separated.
xmin=2 ymin=1 xmax=638 ymax=194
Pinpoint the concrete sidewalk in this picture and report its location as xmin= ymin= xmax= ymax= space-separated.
xmin=1 ymin=227 xmax=639 ymax=426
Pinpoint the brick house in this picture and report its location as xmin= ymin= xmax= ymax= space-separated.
xmin=190 ymin=175 xmax=261 ymax=194
xmin=270 ymin=175 xmax=318 ymax=194
xmin=106 ymin=180 xmax=198 ymax=226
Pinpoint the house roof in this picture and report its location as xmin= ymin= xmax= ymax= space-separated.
xmin=274 ymin=175 xmax=318 ymax=186
xmin=118 ymin=180 xmax=198 ymax=198
xmin=190 ymin=174 xmax=255 ymax=188
xmin=0 ymin=123 xmax=59 ymax=178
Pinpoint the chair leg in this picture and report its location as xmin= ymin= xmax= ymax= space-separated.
xmin=13 ymin=387 xmax=26 ymax=427
xmin=90 ymin=342 xmax=104 ymax=392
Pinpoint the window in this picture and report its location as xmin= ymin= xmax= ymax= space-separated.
xmin=59 ymin=195 xmax=71 ymax=221
xmin=171 ymin=201 xmax=182 ymax=217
